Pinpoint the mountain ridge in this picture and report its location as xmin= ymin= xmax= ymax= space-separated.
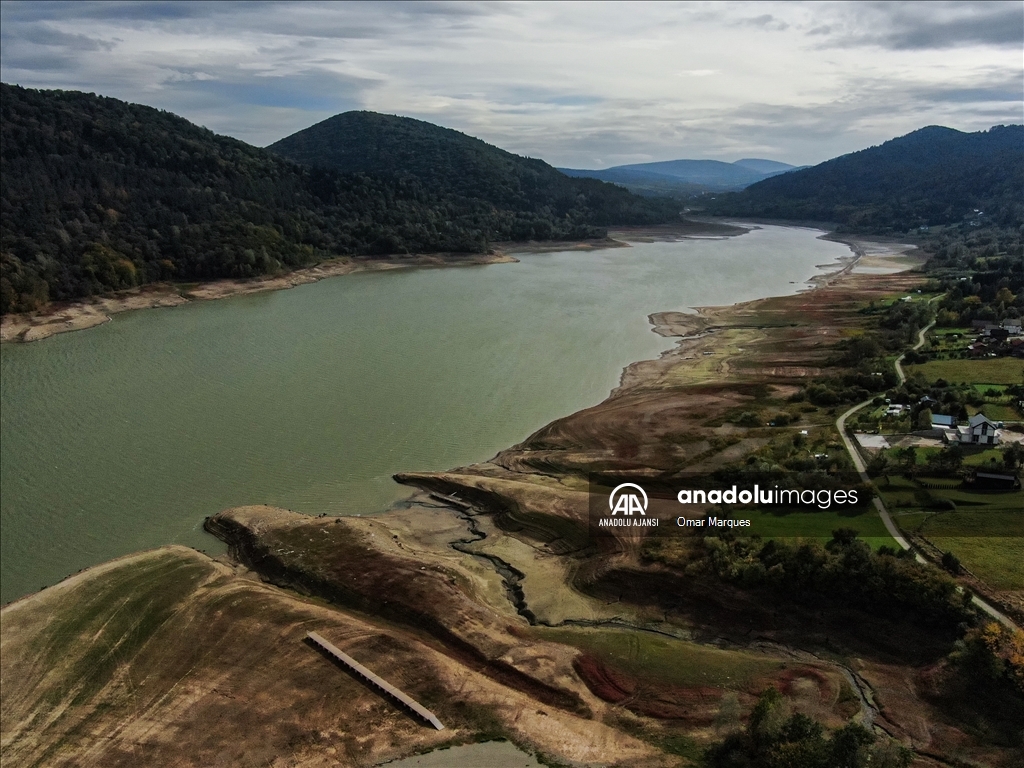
xmin=0 ymin=87 xmax=677 ymax=314
xmin=558 ymin=157 xmax=799 ymax=196
xmin=733 ymin=158 xmax=800 ymax=174
xmin=709 ymin=124 xmax=1024 ymax=232
xmin=267 ymin=111 xmax=678 ymax=228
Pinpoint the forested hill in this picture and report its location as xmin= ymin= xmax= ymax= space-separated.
xmin=709 ymin=125 xmax=1024 ymax=233
xmin=0 ymin=86 xmax=676 ymax=315
xmin=268 ymin=111 xmax=677 ymax=227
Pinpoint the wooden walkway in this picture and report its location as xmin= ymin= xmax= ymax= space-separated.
xmin=428 ymin=491 xmax=471 ymax=510
xmin=306 ymin=631 xmax=445 ymax=730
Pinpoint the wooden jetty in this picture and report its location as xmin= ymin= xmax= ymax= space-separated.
xmin=428 ymin=491 xmax=471 ymax=510
xmin=306 ymin=631 xmax=444 ymax=730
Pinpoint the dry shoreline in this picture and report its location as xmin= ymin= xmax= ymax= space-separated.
xmin=621 ymin=235 xmax=922 ymax=393
xmin=0 ymin=251 xmax=516 ymax=344
xmin=0 ymin=220 xmax=750 ymax=345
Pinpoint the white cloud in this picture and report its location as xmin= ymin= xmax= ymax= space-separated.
xmin=0 ymin=1 xmax=1019 ymax=166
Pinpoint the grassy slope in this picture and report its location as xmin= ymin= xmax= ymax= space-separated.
xmin=534 ymin=626 xmax=783 ymax=690
xmin=0 ymin=547 xmax=518 ymax=767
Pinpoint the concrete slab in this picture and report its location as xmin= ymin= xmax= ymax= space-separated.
xmin=855 ymin=433 xmax=890 ymax=450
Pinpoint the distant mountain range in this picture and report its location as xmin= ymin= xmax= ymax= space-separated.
xmin=709 ymin=125 xmax=1024 ymax=232
xmin=559 ymin=158 xmax=803 ymax=196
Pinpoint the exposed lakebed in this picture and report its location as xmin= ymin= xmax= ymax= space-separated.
xmin=0 ymin=225 xmax=852 ymax=603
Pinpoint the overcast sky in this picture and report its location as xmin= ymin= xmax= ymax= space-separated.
xmin=1 ymin=1 xmax=1021 ymax=167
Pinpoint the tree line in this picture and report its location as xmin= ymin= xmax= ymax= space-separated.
xmin=0 ymin=85 xmax=679 ymax=314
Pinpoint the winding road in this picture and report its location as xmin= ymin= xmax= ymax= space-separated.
xmin=894 ymin=319 xmax=935 ymax=385
xmin=834 ymin=317 xmax=1018 ymax=630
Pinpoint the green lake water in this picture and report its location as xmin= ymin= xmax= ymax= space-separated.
xmin=0 ymin=225 xmax=851 ymax=604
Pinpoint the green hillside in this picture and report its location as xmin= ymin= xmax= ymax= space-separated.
xmin=710 ymin=125 xmax=1024 ymax=233
xmin=0 ymin=87 xmax=677 ymax=314
xmin=268 ymin=111 xmax=678 ymax=229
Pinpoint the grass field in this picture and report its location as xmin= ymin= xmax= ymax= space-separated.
xmin=534 ymin=626 xmax=783 ymax=689
xmin=959 ymin=445 xmax=1005 ymax=467
xmin=898 ymin=510 xmax=1024 ymax=591
xmin=743 ymin=507 xmax=896 ymax=549
xmin=911 ymin=447 xmax=943 ymax=464
xmin=978 ymin=403 xmax=1022 ymax=421
xmin=906 ymin=358 xmax=1024 ymax=386
xmin=971 ymin=383 xmax=1010 ymax=395
xmin=921 ymin=537 xmax=1024 ymax=591
xmin=880 ymin=476 xmax=1024 ymax=590
xmin=879 ymin=476 xmax=1023 ymax=513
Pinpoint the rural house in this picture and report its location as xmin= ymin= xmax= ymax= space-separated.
xmin=958 ymin=413 xmax=1001 ymax=446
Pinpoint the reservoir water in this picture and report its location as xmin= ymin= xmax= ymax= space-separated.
xmin=0 ymin=225 xmax=851 ymax=604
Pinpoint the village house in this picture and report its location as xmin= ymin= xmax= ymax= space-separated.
xmin=957 ymin=413 xmax=1001 ymax=446
xmin=988 ymin=327 xmax=1011 ymax=341
xmin=971 ymin=319 xmax=1023 ymax=338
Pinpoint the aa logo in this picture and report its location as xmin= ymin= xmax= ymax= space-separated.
xmin=608 ymin=483 xmax=648 ymax=516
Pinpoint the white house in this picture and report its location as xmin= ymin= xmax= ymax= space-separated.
xmin=958 ymin=413 xmax=1001 ymax=446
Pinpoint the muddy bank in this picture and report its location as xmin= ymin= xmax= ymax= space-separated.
xmin=203 ymin=505 xmax=592 ymax=716
xmin=617 ymin=229 xmax=867 ymax=392
xmin=0 ymin=218 xmax=747 ymax=345
xmin=0 ymin=251 xmax=518 ymax=344
xmin=0 ymin=221 xmax=881 ymax=350
xmin=609 ymin=219 xmax=750 ymax=240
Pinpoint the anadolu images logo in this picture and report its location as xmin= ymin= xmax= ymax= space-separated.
xmin=608 ymin=483 xmax=648 ymax=516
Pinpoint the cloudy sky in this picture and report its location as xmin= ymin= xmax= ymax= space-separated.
xmin=1 ymin=1 xmax=1021 ymax=167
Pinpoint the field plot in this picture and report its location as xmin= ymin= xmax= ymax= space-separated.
xmin=977 ymin=403 xmax=1023 ymax=421
xmin=744 ymin=507 xmax=895 ymax=549
xmin=906 ymin=358 xmax=1024 ymax=386
xmin=880 ymin=476 xmax=1024 ymax=591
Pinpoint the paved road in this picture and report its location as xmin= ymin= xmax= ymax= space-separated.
xmin=836 ymin=400 xmax=915 ymax=549
xmin=894 ymin=319 xmax=935 ymax=384
xmin=834 ymin=319 xmax=1018 ymax=629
